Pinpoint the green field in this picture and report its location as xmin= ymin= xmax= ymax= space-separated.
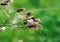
xmin=0 ymin=0 xmax=60 ymax=42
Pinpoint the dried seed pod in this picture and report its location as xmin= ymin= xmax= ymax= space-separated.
xmin=17 ymin=8 xmax=25 ymax=12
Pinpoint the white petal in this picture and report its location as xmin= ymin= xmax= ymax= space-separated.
xmin=27 ymin=19 xmax=33 ymax=23
xmin=10 ymin=0 xmax=14 ymax=2
xmin=2 ymin=27 xmax=6 ymax=30
xmin=18 ymin=40 xmax=23 ymax=42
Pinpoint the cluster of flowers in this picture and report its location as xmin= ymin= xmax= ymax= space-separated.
xmin=17 ymin=8 xmax=43 ymax=29
xmin=0 ymin=0 xmax=43 ymax=31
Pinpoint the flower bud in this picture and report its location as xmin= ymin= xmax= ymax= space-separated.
xmin=23 ymin=21 xmax=27 ymax=25
xmin=27 ymin=11 xmax=31 ymax=16
xmin=17 ymin=8 xmax=25 ymax=12
xmin=6 ymin=0 xmax=10 ymax=3
xmin=0 ymin=3 xmax=7 ymax=5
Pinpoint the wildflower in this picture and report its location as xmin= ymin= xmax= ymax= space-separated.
xmin=24 ymin=16 xmax=42 ymax=28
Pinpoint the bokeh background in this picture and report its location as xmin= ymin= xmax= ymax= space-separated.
xmin=0 ymin=0 xmax=60 ymax=42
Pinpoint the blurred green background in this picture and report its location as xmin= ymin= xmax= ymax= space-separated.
xmin=0 ymin=0 xmax=60 ymax=42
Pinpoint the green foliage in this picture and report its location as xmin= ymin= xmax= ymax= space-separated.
xmin=0 ymin=0 xmax=60 ymax=42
